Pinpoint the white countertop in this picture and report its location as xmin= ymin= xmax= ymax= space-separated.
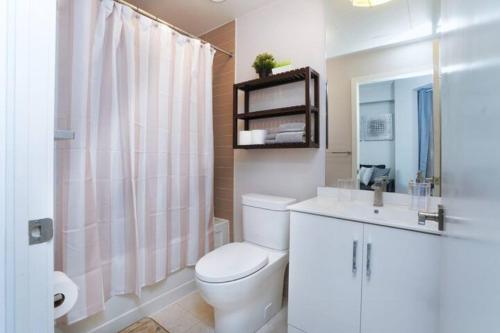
xmin=287 ymin=188 xmax=442 ymax=235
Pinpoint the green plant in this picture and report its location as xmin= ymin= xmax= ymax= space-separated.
xmin=275 ymin=59 xmax=292 ymax=68
xmin=252 ymin=53 xmax=277 ymax=73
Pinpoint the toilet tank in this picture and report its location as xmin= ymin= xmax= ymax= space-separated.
xmin=242 ymin=193 xmax=296 ymax=250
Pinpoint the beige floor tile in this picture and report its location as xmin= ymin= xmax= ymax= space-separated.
xmin=185 ymin=321 xmax=214 ymax=333
xmin=119 ymin=318 xmax=169 ymax=333
xmin=177 ymin=292 xmax=215 ymax=327
xmin=154 ymin=291 xmax=288 ymax=333
xmin=151 ymin=304 xmax=199 ymax=333
xmin=256 ymin=306 xmax=288 ymax=333
xmin=263 ymin=324 xmax=287 ymax=333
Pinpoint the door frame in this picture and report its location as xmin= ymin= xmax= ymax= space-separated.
xmin=432 ymin=40 xmax=442 ymax=196
xmin=2 ymin=0 xmax=56 ymax=332
xmin=1 ymin=0 xmax=7 ymax=328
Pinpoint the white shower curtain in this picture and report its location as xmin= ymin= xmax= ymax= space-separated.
xmin=55 ymin=0 xmax=214 ymax=323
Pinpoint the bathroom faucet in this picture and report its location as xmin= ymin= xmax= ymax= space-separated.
xmin=371 ymin=177 xmax=388 ymax=207
xmin=418 ymin=205 xmax=445 ymax=231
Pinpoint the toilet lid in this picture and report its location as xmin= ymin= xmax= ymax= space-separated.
xmin=195 ymin=243 xmax=268 ymax=283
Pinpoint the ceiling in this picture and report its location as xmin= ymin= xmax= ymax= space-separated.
xmin=124 ymin=0 xmax=436 ymax=57
xmin=325 ymin=0 xmax=437 ymax=58
xmin=126 ymin=0 xmax=272 ymax=36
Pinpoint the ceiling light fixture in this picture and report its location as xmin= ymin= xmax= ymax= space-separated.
xmin=210 ymin=0 xmax=226 ymax=3
xmin=351 ymin=0 xmax=392 ymax=7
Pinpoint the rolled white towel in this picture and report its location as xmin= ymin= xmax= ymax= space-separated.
xmin=278 ymin=122 xmax=305 ymax=132
xmin=275 ymin=131 xmax=305 ymax=143
xmin=265 ymin=128 xmax=280 ymax=134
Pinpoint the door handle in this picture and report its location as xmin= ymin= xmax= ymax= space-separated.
xmin=366 ymin=242 xmax=372 ymax=278
xmin=54 ymin=129 xmax=75 ymax=141
xmin=352 ymin=240 xmax=358 ymax=274
xmin=29 ymin=218 xmax=53 ymax=245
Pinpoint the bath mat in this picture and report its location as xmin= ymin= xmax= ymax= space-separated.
xmin=119 ymin=317 xmax=169 ymax=333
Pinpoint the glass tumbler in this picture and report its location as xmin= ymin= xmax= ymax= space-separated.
xmin=337 ymin=178 xmax=356 ymax=202
xmin=408 ymin=181 xmax=431 ymax=211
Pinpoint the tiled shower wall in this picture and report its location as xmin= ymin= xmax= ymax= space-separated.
xmin=201 ymin=21 xmax=235 ymax=239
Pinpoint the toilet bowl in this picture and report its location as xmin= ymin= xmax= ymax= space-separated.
xmin=195 ymin=193 xmax=296 ymax=333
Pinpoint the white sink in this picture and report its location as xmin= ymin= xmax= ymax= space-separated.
xmin=288 ymin=190 xmax=441 ymax=235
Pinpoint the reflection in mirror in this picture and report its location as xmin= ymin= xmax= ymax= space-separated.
xmin=323 ymin=0 xmax=441 ymax=196
xmin=356 ymin=74 xmax=435 ymax=195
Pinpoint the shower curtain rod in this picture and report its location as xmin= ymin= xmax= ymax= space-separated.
xmin=113 ymin=0 xmax=234 ymax=58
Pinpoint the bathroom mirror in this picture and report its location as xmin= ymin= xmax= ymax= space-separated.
xmin=323 ymin=0 xmax=441 ymax=196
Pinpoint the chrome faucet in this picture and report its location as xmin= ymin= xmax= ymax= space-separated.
xmin=371 ymin=177 xmax=388 ymax=207
xmin=418 ymin=205 xmax=445 ymax=231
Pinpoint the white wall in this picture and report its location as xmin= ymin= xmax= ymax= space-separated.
xmin=234 ymin=0 xmax=327 ymax=241
xmin=394 ymin=75 xmax=432 ymax=193
xmin=359 ymin=81 xmax=394 ymax=103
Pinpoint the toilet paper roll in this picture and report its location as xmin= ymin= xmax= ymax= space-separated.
xmin=251 ymin=130 xmax=268 ymax=145
xmin=239 ymin=131 xmax=252 ymax=145
xmin=53 ymin=271 xmax=78 ymax=319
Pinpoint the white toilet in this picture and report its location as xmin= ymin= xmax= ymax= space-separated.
xmin=195 ymin=193 xmax=296 ymax=333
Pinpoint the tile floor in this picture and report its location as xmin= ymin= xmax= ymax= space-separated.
xmin=150 ymin=291 xmax=288 ymax=333
xmin=120 ymin=318 xmax=169 ymax=333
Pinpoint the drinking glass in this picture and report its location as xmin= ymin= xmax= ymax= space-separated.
xmin=408 ymin=181 xmax=431 ymax=211
xmin=337 ymin=178 xmax=356 ymax=202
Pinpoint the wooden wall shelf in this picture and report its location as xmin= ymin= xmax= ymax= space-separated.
xmin=234 ymin=142 xmax=313 ymax=149
xmin=233 ymin=67 xmax=320 ymax=149
xmin=235 ymin=105 xmax=318 ymax=120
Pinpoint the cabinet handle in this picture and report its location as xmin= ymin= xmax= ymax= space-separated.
xmin=366 ymin=243 xmax=372 ymax=278
xmin=352 ymin=240 xmax=358 ymax=274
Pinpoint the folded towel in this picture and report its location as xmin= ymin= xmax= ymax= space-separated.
xmin=279 ymin=122 xmax=305 ymax=132
xmin=266 ymin=133 xmax=277 ymax=140
xmin=266 ymin=128 xmax=281 ymax=134
xmin=264 ymin=124 xmax=307 ymax=141
xmin=275 ymin=131 xmax=305 ymax=143
xmin=265 ymin=139 xmax=276 ymax=144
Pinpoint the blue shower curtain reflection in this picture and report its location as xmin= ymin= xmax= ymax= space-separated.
xmin=417 ymin=85 xmax=434 ymax=177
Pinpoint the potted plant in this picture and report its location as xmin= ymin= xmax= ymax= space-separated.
xmin=252 ymin=53 xmax=276 ymax=78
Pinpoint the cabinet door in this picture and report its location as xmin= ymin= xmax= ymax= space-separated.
xmin=361 ymin=225 xmax=440 ymax=333
xmin=288 ymin=212 xmax=364 ymax=333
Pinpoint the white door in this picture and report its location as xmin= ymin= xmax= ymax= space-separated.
xmin=439 ymin=1 xmax=500 ymax=332
xmin=361 ymin=225 xmax=440 ymax=333
xmin=288 ymin=213 xmax=363 ymax=333
xmin=1 ymin=0 xmax=56 ymax=332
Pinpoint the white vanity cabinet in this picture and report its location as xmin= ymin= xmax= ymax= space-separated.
xmin=288 ymin=212 xmax=440 ymax=333
xmin=288 ymin=213 xmax=364 ymax=333
xmin=361 ymin=224 xmax=440 ymax=333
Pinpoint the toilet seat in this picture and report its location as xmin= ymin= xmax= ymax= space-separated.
xmin=195 ymin=243 xmax=268 ymax=283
